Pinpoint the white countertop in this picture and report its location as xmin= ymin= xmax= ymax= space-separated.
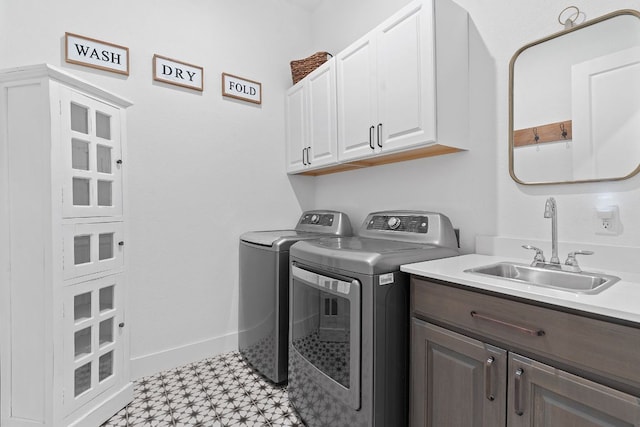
xmin=401 ymin=254 xmax=640 ymax=325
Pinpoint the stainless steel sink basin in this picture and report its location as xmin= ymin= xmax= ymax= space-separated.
xmin=465 ymin=262 xmax=620 ymax=294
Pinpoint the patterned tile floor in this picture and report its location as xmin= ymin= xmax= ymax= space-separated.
xmin=102 ymin=351 xmax=305 ymax=426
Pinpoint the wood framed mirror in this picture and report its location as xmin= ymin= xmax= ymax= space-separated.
xmin=509 ymin=9 xmax=640 ymax=185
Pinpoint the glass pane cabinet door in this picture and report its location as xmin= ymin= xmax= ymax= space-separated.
xmin=63 ymin=222 xmax=124 ymax=280
xmin=64 ymin=275 xmax=124 ymax=413
xmin=62 ymin=90 xmax=123 ymax=218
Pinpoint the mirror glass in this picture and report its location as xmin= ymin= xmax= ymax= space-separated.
xmin=510 ymin=10 xmax=640 ymax=184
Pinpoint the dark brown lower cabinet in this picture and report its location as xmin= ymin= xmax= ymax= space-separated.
xmin=411 ymin=319 xmax=640 ymax=427
xmin=508 ymin=353 xmax=640 ymax=427
xmin=411 ymin=319 xmax=506 ymax=426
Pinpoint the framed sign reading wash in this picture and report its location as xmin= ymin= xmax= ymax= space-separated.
xmin=65 ymin=32 xmax=129 ymax=75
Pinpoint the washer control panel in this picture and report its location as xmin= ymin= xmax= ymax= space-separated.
xmin=367 ymin=215 xmax=429 ymax=233
xmin=299 ymin=213 xmax=334 ymax=227
xmin=295 ymin=211 xmax=352 ymax=236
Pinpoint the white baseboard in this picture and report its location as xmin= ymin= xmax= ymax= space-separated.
xmin=130 ymin=332 xmax=239 ymax=380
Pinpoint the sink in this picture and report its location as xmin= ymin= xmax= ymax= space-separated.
xmin=464 ymin=262 xmax=621 ymax=294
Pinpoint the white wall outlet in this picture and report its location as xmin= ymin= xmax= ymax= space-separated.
xmin=595 ymin=205 xmax=620 ymax=235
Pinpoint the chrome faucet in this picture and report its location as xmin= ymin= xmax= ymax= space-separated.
xmin=522 ymin=198 xmax=595 ymax=272
xmin=543 ymin=197 xmax=560 ymax=264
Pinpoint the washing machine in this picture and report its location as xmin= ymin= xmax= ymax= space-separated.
xmin=288 ymin=210 xmax=460 ymax=427
xmin=238 ymin=210 xmax=352 ymax=384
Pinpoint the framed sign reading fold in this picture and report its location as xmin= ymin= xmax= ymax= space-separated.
xmin=153 ymin=55 xmax=204 ymax=92
xmin=65 ymin=32 xmax=129 ymax=75
xmin=222 ymin=73 xmax=262 ymax=104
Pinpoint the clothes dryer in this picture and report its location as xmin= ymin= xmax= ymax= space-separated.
xmin=289 ymin=211 xmax=459 ymax=426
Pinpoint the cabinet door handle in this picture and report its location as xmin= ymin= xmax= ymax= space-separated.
xmin=514 ymin=368 xmax=524 ymax=416
xmin=116 ymin=159 xmax=123 ymax=165
xmin=307 ymin=146 xmax=311 ymax=165
xmin=484 ymin=356 xmax=495 ymax=401
xmin=119 ymin=322 xmax=125 ymax=328
xmin=377 ymin=123 xmax=382 ymax=147
xmin=302 ymin=148 xmax=307 ymax=165
xmin=470 ymin=311 xmax=545 ymax=337
xmin=369 ymin=126 xmax=375 ymax=149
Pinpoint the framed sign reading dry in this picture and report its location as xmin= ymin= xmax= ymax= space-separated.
xmin=65 ymin=32 xmax=129 ymax=75
xmin=153 ymin=55 xmax=204 ymax=91
xmin=222 ymin=73 xmax=262 ymax=104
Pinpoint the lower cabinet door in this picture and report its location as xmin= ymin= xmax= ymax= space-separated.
xmin=64 ymin=274 xmax=126 ymax=414
xmin=507 ymin=353 xmax=640 ymax=426
xmin=411 ymin=319 xmax=507 ymax=427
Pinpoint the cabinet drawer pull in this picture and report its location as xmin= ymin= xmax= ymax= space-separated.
xmin=377 ymin=123 xmax=382 ymax=147
xmin=484 ymin=356 xmax=495 ymax=401
xmin=369 ymin=125 xmax=375 ymax=149
xmin=470 ymin=311 xmax=545 ymax=337
xmin=307 ymin=146 xmax=311 ymax=165
xmin=514 ymin=368 xmax=524 ymax=416
xmin=302 ymin=148 xmax=307 ymax=165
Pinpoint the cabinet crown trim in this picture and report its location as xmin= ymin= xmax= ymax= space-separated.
xmin=0 ymin=63 xmax=133 ymax=107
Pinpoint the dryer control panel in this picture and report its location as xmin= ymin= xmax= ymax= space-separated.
xmin=359 ymin=210 xmax=459 ymax=250
xmin=366 ymin=215 xmax=429 ymax=233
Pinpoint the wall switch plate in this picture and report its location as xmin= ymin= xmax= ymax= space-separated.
xmin=595 ymin=205 xmax=620 ymax=235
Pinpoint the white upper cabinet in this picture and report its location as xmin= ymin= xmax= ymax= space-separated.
xmin=335 ymin=36 xmax=377 ymax=161
xmin=286 ymin=0 xmax=469 ymax=175
xmin=307 ymin=61 xmax=339 ymax=168
xmin=286 ymin=58 xmax=339 ymax=173
xmin=285 ymin=83 xmax=307 ymax=172
xmin=337 ymin=0 xmax=436 ymax=161
xmin=376 ymin=2 xmax=436 ymax=153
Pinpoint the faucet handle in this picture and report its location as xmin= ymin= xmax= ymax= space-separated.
xmin=565 ymin=250 xmax=594 ymax=267
xmin=522 ymin=245 xmax=546 ymax=265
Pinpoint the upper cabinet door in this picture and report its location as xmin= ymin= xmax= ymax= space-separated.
xmin=377 ymin=0 xmax=436 ymax=152
xmin=285 ymin=59 xmax=339 ymax=173
xmin=62 ymin=90 xmax=123 ymax=218
xmin=336 ymin=35 xmax=378 ymax=161
xmin=337 ymin=0 xmax=437 ymax=162
xmin=307 ymin=59 xmax=338 ymax=169
xmin=285 ymin=83 xmax=307 ymax=173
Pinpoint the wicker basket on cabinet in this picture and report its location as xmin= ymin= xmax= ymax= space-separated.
xmin=290 ymin=51 xmax=332 ymax=84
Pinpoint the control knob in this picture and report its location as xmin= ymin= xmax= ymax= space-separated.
xmin=387 ymin=217 xmax=401 ymax=230
xmin=311 ymin=214 xmax=320 ymax=224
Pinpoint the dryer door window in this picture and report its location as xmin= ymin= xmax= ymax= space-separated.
xmin=290 ymin=265 xmax=361 ymax=410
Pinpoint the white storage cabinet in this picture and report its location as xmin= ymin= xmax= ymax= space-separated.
xmin=285 ymin=57 xmax=339 ymax=173
xmin=285 ymin=0 xmax=470 ymax=176
xmin=337 ymin=0 xmax=469 ymax=163
xmin=0 ymin=64 xmax=133 ymax=427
